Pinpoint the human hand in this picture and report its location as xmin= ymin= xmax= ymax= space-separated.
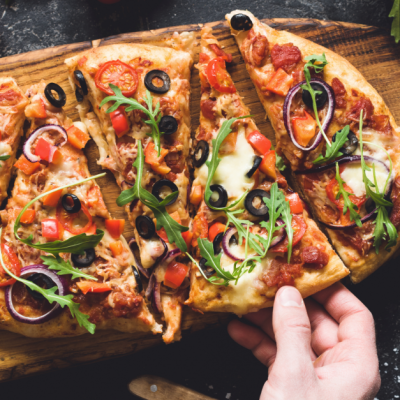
xmin=228 ymin=283 xmax=380 ymax=400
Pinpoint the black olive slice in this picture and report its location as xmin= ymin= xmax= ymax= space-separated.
xmin=246 ymin=156 xmax=262 ymax=178
xmin=365 ymin=197 xmax=375 ymax=214
xmin=152 ymin=179 xmax=179 ymax=206
xmin=75 ymin=88 xmax=84 ymax=103
xmin=302 ymin=83 xmax=328 ymax=110
xmin=245 ymin=189 xmax=270 ymax=217
xmin=74 ymin=70 xmax=88 ymax=95
xmin=44 ymin=83 xmax=66 ymax=108
xmin=209 ymin=185 xmax=228 ymax=208
xmin=193 ymin=140 xmax=209 ymax=168
xmin=213 ymin=232 xmax=224 ymax=255
xmin=332 ymin=130 xmax=359 ymax=155
xmin=132 ymin=267 xmax=143 ymax=293
xmin=199 ymin=257 xmax=215 ymax=278
xmin=159 ymin=116 xmax=178 ymax=135
xmin=62 ymin=194 xmax=81 ymax=214
xmin=144 ymin=70 xmax=171 ymax=94
xmin=136 ymin=215 xmax=156 ymax=239
xmin=230 ymin=13 xmax=253 ymax=31
xmin=71 ymin=248 xmax=96 ymax=269
xmin=26 ymin=273 xmax=56 ymax=301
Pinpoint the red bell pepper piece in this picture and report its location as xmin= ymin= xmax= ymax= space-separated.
xmin=42 ymin=218 xmax=64 ymax=241
xmin=164 ymin=261 xmax=189 ymax=289
xmin=105 ymin=219 xmax=125 ymax=239
xmin=292 ymin=111 xmax=317 ymax=148
xmin=265 ymin=68 xmax=294 ymax=96
xmin=110 ymin=106 xmax=129 ymax=138
xmin=259 ymin=150 xmax=277 ymax=180
xmin=247 ymin=131 xmax=272 ymax=154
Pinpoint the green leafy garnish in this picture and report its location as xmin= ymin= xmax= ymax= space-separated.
xmin=358 ymin=111 xmax=397 ymax=252
xmin=334 ymin=162 xmax=362 ymax=227
xmin=41 ymin=255 xmax=96 ymax=281
xmin=203 ymin=116 xmax=250 ymax=211
xmin=275 ymin=151 xmax=286 ymax=171
xmin=0 ymin=155 xmax=10 ymax=161
xmin=301 ymin=53 xmax=330 ymax=146
xmin=14 ymin=174 xmax=106 ymax=254
xmin=390 ymin=0 xmax=400 ymax=44
xmin=0 ymin=231 xmax=95 ymax=334
xmin=99 ymin=84 xmax=164 ymax=156
xmin=313 ymin=125 xmax=350 ymax=165
xmin=116 ymin=140 xmax=188 ymax=252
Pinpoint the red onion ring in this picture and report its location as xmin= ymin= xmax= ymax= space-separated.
xmin=259 ymin=218 xmax=286 ymax=247
xmin=162 ymin=248 xmax=181 ymax=264
xmin=283 ymin=78 xmax=335 ymax=151
xmin=128 ymin=237 xmax=150 ymax=279
xmin=23 ymin=124 xmax=68 ymax=163
xmin=222 ymin=227 xmax=244 ymax=261
xmin=145 ymin=273 xmax=156 ymax=300
xmin=152 ymin=281 xmax=162 ymax=314
xmin=5 ymin=264 xmax=68 ymax=325
xmin=156 ymin=238 xmax=168 ymax=264
xmin=297 ymin=155 xmax=393 ymax=229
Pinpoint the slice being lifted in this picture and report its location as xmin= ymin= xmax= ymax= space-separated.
xmin=65 ymin=34 xmax=195 ymax=343
xmin=0 ymin=80 xmax=161 ymax=337
xmin=0 ymin=77 xmax=29 ymax=204
xmin=226 ymin=10 xmax=400 ymax=283
xmin=185 ymin=26 xmax=348 ymax=315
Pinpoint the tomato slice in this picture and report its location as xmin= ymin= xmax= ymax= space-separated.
xmin=0 ymin=244 xmax=21 ymax=287
xmin=56 ymin=203 xmax=93 ymax=235
xmin=286 ymin=193 xmax=303 ymax=214
xmin=272 ymin=215 xmax=307 ymax=253
xmin=164 ymin=261 xmax=189 ymax=289
xmin=95 ymin=60 xmax=138 ymax=97
xmin=206 ymin=57 xmax=236 ymax=94
xmin=77 ymin=281 xmax=111 ymax=295
xmin=325 ymin=178 xmax=366 ymax=210
xmin=208 ymin=222 xmax=226 ymax=242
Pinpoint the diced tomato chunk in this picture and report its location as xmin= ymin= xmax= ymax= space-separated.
xmin=164 ymin=261 xmax=189 ymax=289
xmin=208 ymin=222 xmax=226 ymax=242
xmin=105 ymin=219 xmax=125 ymax=239
xmin=189 ymin=185 xmax=203 ymax=206
xmin=144 ymin=142 xmax=171 ymax=175
xmin=110 ymin=240 xmax=123 ymax=256
xmin=292 ymin=111 xmax=317 ymax=148
xmin=19 ymin=209 xmax=36 ymax=224
xmin=259 ymin=150 xmax=276 ymax=179
xmin=25 ymin=98 xmax=46 ymax=119
xmin=286 ymin=193 xmax=303 ymax=214
xmin=42 ymin=218 xmax=64 ymax=241
xmin=67 ymin=125 xmax=90 ymax=149
xmin=266 ymin=68 xmax=294 ymax=96
xmin=42 ymin=185 xmax=63 ymax=207
xmin=110 ymin=106 xmax=130 ymax=138
xmin=247 ymin=131 xmax=272 ymax=154
xmin=35 ymin=138 xmax=52 ymax=161
xmin=14 ymin=155 xmax=40 ymax=175
xmin=182 ymin=231 xmax=193 ymax=251
xmin=76 ymin=281 xmax=111 ymax=295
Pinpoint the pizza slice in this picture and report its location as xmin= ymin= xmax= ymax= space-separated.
xmin=0 ymin=77 xmax=29 ymax=204
xmin=226 ymin=10 xmax=400 ymax=283
xmin=185 ymin=26 xmax=348 ymax=315
xmin=65 ymin=35 xmax=195 ymax=343
xmin=0 ymin=80 xmax=162 ymax=338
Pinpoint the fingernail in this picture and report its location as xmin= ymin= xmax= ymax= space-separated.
xmin=279 ymin=286 xmax=303 ymax=307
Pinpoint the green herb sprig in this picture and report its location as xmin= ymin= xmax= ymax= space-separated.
xmin=14 ymin=174 xmax=106 ymax=254
xmin=358 ymin=111 xmax=398 ymax=252
xmin=390 ymin=0 xmax=400 ymax=43
xmin=41 ymin=255 xmax=96 ymax=281
xmin=116 ymin=140 xmax=189 ymax=252
xmin=100 ymin=84 xmax=164 ymax=156
xmin=0 ymin=231 xmax=96 ymax=334
xmin=0 ymin=155 xmax=10 ymax=161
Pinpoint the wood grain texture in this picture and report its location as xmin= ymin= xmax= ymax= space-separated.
xmin=129 ymin=375 xmax=216 ymax=399
xmin=0 ymin=18 xmax=398 ymax=382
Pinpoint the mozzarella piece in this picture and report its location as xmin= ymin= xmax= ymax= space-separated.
xmin=340 ymin=161 xmax=389 ymax=197
xmin=0 ymin=142 xmax=11 ymax=156
xmin=193 ymin=127 xmax=255 ymax=201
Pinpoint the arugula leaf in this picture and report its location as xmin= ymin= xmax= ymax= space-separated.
xmin=0 ymin=155 xmax=10 ymax=161
xmin=0 ymin=232 xmax=95 ymax=334
xmin=41 ymin=255 xmax=97 ymax=281
xmin=301 ymin=53 xmax=330 ymax=146
xmin=390 ymin=0 xmax=400 ymax=44
xmin=203 ymin=116 xmax=250 ymax=211
xmin=358 ymin=111 xmax=398 ymax=252
xmin=334 ymin=162 xmax=362 ymax=227
xmin=116 ymin=140 xmax=188 ymax=252
xmin=313 ymin=125 xmax=350 ymax=165
xmin=99 ymin=84 xmax=164 ymax=156
xmin=14 ymin=173 xmax=106 ymax=255
xmin=259 ymin=182 xmax=288 ymax=255
xmin=275 ymin=152 xmax=286 ymax=171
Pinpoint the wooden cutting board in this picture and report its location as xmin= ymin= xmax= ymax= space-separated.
xmin=0 ymin=17 xmax=399 ymax=382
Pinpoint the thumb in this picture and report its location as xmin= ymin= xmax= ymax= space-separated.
xmin=272 ymin=286 xmax=314 ymax=377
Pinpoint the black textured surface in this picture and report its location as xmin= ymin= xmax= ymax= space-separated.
xmin=0 ymin=0 xmax=399 ymax=399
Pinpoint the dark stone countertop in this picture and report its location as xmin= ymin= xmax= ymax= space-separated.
xmin=0 ymin=1 xmax=399 ymax=399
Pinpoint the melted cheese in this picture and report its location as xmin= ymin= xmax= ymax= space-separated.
xmin=72 ymin=121 xmax=89 ymax=135
xmin=194 ymin=127 xmax=255 ymax=201
xmin=340 ymin=161 xmax=389 ymax=197
xmin=0 ymin=142 xmax=11 ymax=156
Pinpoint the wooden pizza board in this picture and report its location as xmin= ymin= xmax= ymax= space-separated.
xmin=0 ymin=18 xmax=399 ymax=382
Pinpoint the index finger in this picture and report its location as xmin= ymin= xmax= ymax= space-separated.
xmin=312 ymin=282 xmax=375 ymax=341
